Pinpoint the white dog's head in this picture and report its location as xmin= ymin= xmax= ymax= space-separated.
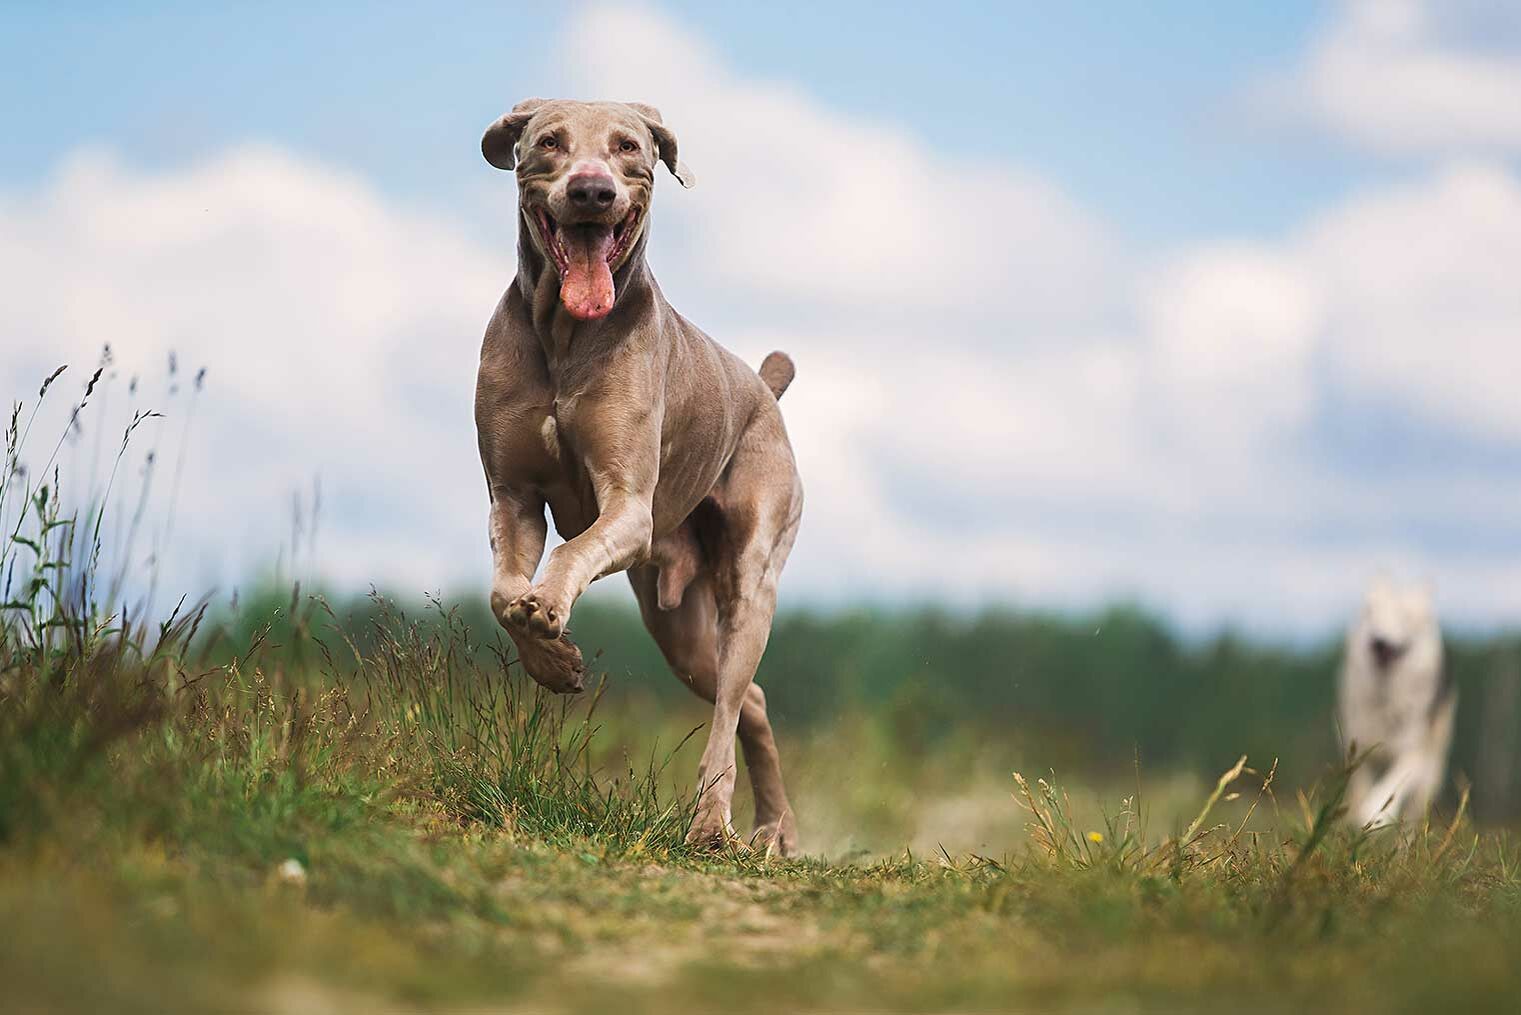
xmin=1353 ymin=577 xmax=1440 ymax=675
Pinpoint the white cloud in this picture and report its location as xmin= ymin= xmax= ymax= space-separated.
xmin=547 ymin=7 xmax=1521 ymax=627
xmin=1140 ymin=246 xmax=1323 ymax=459
xmin=4 ymin=4 xmax=1521 ymax=634
xmin=1306 ymin=163 xmax=1521 ymax=440
xmin=1257 ymin=0 xmax=1521 ymax=155
xmin=0 ymin=146 xmax=509 ymax=598
xmin=558 ymin=4 xmax=1121 ymax=335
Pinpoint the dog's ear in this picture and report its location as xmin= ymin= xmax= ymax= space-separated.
xmin=482 ymin=98 xmax=549 ymax=171
xmin=625 ymin=102 xmax=695 ymax=189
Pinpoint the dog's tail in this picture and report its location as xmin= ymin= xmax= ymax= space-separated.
xmin=758 ymin=351 xmax=795 ymax=400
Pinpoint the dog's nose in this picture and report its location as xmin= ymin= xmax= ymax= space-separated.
xmin=1370 ymin=636 xmax=1403 ymax=668
xmin=567 ymin=171 xmax=617 ymax=209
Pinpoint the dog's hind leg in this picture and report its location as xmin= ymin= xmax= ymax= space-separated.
xmin=629 ymin=564 xmax=797 ymax=855
xmin=675 ymin=426 xmax=802 ymax=853
xmin=1400 ymin=696 xmax=1457 ymax=821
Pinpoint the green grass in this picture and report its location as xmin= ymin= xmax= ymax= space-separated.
xmin=6 ymin=585 xmax=1521 ymax=1013
xmin=6 ymin=365 xmax=1521 ymax=1013
xmin=7 ymin=761 xmax=1521 ymax=1013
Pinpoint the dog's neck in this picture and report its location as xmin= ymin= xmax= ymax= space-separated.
xmin=513 ymin=209 xmax=657 ymax=368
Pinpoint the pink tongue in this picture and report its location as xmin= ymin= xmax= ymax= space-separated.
xmin=560 ymin=226 xmax=616 ymax=320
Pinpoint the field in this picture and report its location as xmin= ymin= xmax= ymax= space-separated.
xmin=6 ymin=590 xmax=1521 ymax=1014
xmin=5 ymin=373 xmax=1521 ymax=1014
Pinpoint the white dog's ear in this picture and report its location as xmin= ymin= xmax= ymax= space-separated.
xmin=482 ymin=98 xmax=549 ymax=170
xmin=625 ymin=102 xmax=695 ymax=188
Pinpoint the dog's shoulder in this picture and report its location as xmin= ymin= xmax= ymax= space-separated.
xmin=476 ymin=289 xmax=553 ymax=412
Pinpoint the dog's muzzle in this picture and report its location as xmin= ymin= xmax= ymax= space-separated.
xmin=1369 ymin=635 xmax=1405 ymax=669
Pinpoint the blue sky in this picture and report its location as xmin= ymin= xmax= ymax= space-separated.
xmin=3 ymin=1 xmax=1521 ymax=635
xmin=3 ymin=1 xmax=1367 ymax=243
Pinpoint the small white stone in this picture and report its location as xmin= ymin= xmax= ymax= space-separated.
xmin=276 ymin=858 xmax=307 ymax=886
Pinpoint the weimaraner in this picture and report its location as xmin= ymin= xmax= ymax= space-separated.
xmin=475 ymin=99 xmax=803 ymax=854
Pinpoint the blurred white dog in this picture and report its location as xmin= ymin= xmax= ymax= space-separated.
xmin=1338 ymin=578 xmax=1455 ymax=828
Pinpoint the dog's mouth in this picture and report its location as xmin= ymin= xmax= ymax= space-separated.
xmin=533 ymin=206 xmax=641 ymax=321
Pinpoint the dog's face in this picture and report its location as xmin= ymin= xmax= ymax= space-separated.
xmin=482 ymin=99 xmax=694 ymax=321
xmin=1351 ymin=578 xmax=1441 ymax=677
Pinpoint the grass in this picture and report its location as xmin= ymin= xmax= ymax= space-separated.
xmin=5 ymin=364 xmax=1521 ymax=1012
xmin=7 ymin=721 xmax=1521 ymax=1013
xmin=7 ymin=601 xmax=1521 ymax=1014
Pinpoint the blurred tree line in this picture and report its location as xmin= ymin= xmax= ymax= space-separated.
xmin=213 ymin=589 xmax=1521 ymax=823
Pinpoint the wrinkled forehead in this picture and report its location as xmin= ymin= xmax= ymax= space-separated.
xmin=527 ymin=100 xmax=646 ymax=138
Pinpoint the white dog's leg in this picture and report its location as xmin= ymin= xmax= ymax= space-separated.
xmin=1401 ymin=747 xmax=1444 ymax=821
xmin=1358 ymin=750 xmax=1440 ymax=828
xmin=1356 ymin=775 xmax=1400 ymax=829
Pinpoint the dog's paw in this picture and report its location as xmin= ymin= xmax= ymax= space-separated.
xmin=750 ymin=811 xmax=798 ymax=858
xmin=490 ymin=585 xmax=522 ymax=630
xmin=505 ymin=591 xmax=564 ymax=639
xmin=685 ymin=810 xmax=740 ymax=852
xmin=513 ymin=631 xmax=585 ymax=695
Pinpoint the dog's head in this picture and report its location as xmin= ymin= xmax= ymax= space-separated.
xmin=482 ymin=99 xmax=695 ymax=321
xmin=1356 ymin=577 xmax=1440 ymax=674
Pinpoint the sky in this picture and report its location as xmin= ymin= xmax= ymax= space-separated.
xmin=3 ymin=0 xmax=1521 ymax=636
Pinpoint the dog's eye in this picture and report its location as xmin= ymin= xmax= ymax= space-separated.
xmin=538 ymin=136 xmax=558 ymax=150
xmin=618 ymin=139 xmax=639 ymax=153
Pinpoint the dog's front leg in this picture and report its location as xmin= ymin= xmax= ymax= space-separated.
xmin=488 ymin=486 xmax=587 ymax=694
xmin=488 ymin=487 xmax=547 ymax=624
xmin=506 ymin=473 xmax=654 ymax=640
xmin=504 ymin=398 xmax=661 ymax=639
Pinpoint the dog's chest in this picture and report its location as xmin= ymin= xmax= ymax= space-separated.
xmin=539 ymin=390 xmax=592 ymax=464
xmin=485 ymin=390 xmax=576 ymax=476
xmin=530 ymin=393 xmax=602 ymax=531
xmin=538 ymin=411 xmax=563 ymax=462
xmin=1357 ymin=667 xmax=1430 ymax=735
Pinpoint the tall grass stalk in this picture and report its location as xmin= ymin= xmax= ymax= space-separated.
xmin=1 ymin=362 xmax=697 ymax=861
xmin=343 ymin=593 xmax=698 ymax=852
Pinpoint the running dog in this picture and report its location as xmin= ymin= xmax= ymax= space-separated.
xmin=1338 ymin=578 xmax=1455 ymax=828
xmin=474 ymin=99 xmax=803 ymax=854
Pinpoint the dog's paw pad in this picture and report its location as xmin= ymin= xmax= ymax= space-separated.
xmin=527 ymin=605 xmax=560 ymax=638
xmin=504 ymin=593 xmax=564 ymax=639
